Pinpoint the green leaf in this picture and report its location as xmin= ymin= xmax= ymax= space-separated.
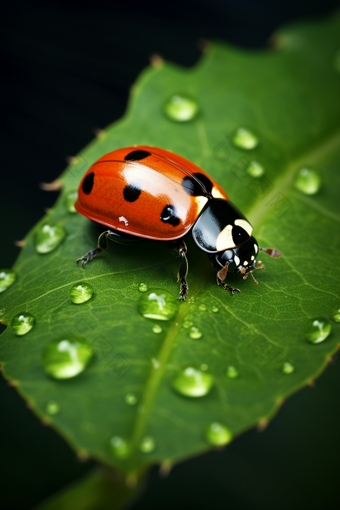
xmin=1 ymin=15 xmax=340 ymax=477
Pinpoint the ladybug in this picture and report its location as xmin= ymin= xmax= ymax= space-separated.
xmin=75 ymin=146 xmax=281 ymax=300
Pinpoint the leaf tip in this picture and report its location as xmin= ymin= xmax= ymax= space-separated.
xmin=93 ymin=127 xmax=106 ymax=139
xmin=77 ymin=450 xmax=89 ymax=462
xmin=159 ymin=460 xmax=172 ymax=477
xmin=14 ymin=240 xmax=25 ymax=248
xmin=149 ymin=54 xmax=164 ymax=68
xmin=257 ymin=418 xmax=269 ymax=432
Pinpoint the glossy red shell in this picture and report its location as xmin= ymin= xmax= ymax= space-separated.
xmin=75 ymin=146 xmax=229 ymax=241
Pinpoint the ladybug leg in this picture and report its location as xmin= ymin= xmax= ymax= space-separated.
xmin=76 ymin=230 xmax=111 ymax=267
xmin=216 ymin=263 xmax=241 ymax=296
xmin=171 ymin=240 xmax=189 ymax=301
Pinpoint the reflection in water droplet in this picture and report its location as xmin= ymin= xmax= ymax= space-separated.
xmin=334 ymin=49 xmax=340 ymax=73
xmin=232 ymin=127 xmax=259 ymax=150
xmin=294 ymin=167 xmax=321 ymax=195
xmin=0 ymin=268 xmax=16 ymax=293
xmin=211 ymin=306 xmax=218 ymax=313
xmin=246 ymin=161 xmax=264 ymax=178
xmin=64 ymin=190 xmax=78 ymax=213
xmin=34 ymin=222 xmax=66 ymax=254
xmin=70 ymin=282 xmax=94 ymax=304
xmin=199 ymin=304 xmax=207 ymax=311
xmin=172 ymin=366 xmax=214 ymax=397
xmin=11 ymin=313 xmax=35 ymax=336
xmin=226 ymin=366 xmax=239 ymax=378
xmin=42 ymin=338 xmax=93 ymax=379
xmin=139 ymin=436 xmax=156 ymax=453
xmin=125 ymin=393 xmax=137 ymax=405
xmin=164 ymin=94 xmax=199 ymax=122
xmin=138 ymin=289 xmax=179 ymax=321
xmin=205 ymin=422 xmax=233 ymax=446
xmin=46 ymin=400 xmax=60 ymax=415
xmin=305 ymin=318 xmax=331 ymax=344
xmin=332 ymin=308 xmax=340 ymax=323
xmin=138 ymin=283 xmax=148 ymax=293
xmin=189 ymin=326 xmax=203 ymax=339
xmin=152 ymin=324 xmax=162 ymax=334
xmin=282 ymin=362 xmax=294 ymax=374
xmin=110 ymin=436 xmax=130 ymax=459
xmin=183 ymin=320 xmax=193 ymax=328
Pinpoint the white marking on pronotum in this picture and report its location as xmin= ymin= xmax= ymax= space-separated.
xmin=234 ymin=219 xmax=253 ymax=236
xmin=216 ymin=224 xmax=235 ymax=251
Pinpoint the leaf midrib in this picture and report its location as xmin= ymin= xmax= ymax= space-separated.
xmin=127 ymin=126 xmax=340 ymax=466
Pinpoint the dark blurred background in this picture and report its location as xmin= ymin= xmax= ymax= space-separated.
xmin=1 ymin=1 xmax=340 ymax=509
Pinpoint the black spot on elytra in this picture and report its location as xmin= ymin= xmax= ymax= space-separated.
xmin=232 ymin=224 xmax=250 ymax=245
xmin=181 ymin=172 xmax=213 ymax=196
xmin=160 ymin=205 xmax=180 ymax=227
xmin=123 ymin=183 xmax=142 ymax=202
xmin=82 ymin=172 xmax=94 ymax=194
xmin=124 ymin=150 xmax=151 ymax=161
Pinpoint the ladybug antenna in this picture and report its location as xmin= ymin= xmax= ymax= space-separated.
xmin=242 ymin=271 xmax=259 ymax=285
xmin=259 ymin=248 xmax=281 ymax=258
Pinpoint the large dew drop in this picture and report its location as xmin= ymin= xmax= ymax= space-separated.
xmin=189 ymin=326 xmax=203 ymax=339
xmin=172 ymin=366 xmax=214 ymax=397
xmin=294 ymin=167 xmax=321 ymax=195
xmin=0 ymin=268 xmax=16 ymax=293
xmin=138 ymin=283 xmax=148 ymax=293
xmin=11 ymin=313 xmax=35 ymax=336
xmin=305 ymin=318 xmax=332 ymax=344
xmin=69 ymin=282 xmax=94 ymax=304
xmin=110 ymin=436 xmax=130 ymax=459
xmin=42 ymin=338 xmax=93 ymax=379
xmin=46 ymin=400 xmax=60 ymax=415
xmin=282 ymin=362 xmax=294 ymax=374
xmin=138 ymin=288 xmax=179 ymax=321
xmin=64 ymin=190 xmax=78 ymax=213
xmin=205 ymin=422 xmax=233 ymax=446
xmin=232 ymin=127 xmax=259 ymax=150
xmin=125 ymin=393 xmax=137 ymax=405
xmin=34 ymin=222 xmax=66 ymax=254
xmin=163 ymin=94 xmax=199 ymax=122
xmin=226 ymin=365 xmax=239 ymax=378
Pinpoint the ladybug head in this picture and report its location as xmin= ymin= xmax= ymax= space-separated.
xmin=213 ymin=237 xmax=281 ymax=285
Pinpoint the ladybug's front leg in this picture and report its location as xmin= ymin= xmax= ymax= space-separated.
xmin=216 ymin=263 xmax=241 ymax=296
xmin=172 ymin=241 xmax=189 ymax=301
xmin=76 ymin=230 xmax=111 ymax=267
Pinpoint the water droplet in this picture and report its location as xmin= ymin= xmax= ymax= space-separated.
xmin=110 ymin=436 xmax=130 ymax=459
xmin=46 ymin=400 xmax=60 ymax=415
xmin=0 ymin=268 xmax=16 ymax=293
xmin=41 ymin=338 xmax=93 ymax=379
xmin=138 ymin=288 xmax=179 ymax=321
xmin=205 ymin=422 xmax=233 ymax=446
xmin=152 ymin=324 xmax=162 ymax=334
xmin=232 ymin=127 xmax=259 ymax=150
xmin=294 ymin=167 xmax=321 ymax=195
xmin=183 ymin=320 xmax=193 ymax=328
xmin=305 ymin=318 xmax=332 ymax=344
xmin=69 ymin=282 xmax=94 ymax=304
xmin=226 ymin=365 xmax=239 ymax=378
xmin=34 ymin=222 xmax=66 ymax=254
xmin=125 ymin=393 xmax=137 ymax=405
xmin=139 ymin=436 xmax=155 ymax=453
xmin=163 ymin=94 xmax=199 ymax=122
xmin=246 ymin=161 xmax=264 ymax=178
xmin=334 ymin=48 xmax=340 ymax=73
xmin=331 ymin=308 xmax=340 ymax=323
xmin=11 ymin=312 xmax=35 ymax=336
xmin=172 ymin=366 xmax=214 ymax=397
xmin=200 ymin=363 xmax=208 ymax=371
xmin=199 ymin=304 xmax=207 ymax=311
xmin=282 ymin=362 xmax=294 ymax=374
xmin=211 ymin=306 xmax=218 ymax=313
xmin=138 ymin=283 xmax=148 ymax=293
xmin=64 ymin=190 xmax=78 ymax=213
xmin=189 ymin=326 xmax=203 ymax=339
